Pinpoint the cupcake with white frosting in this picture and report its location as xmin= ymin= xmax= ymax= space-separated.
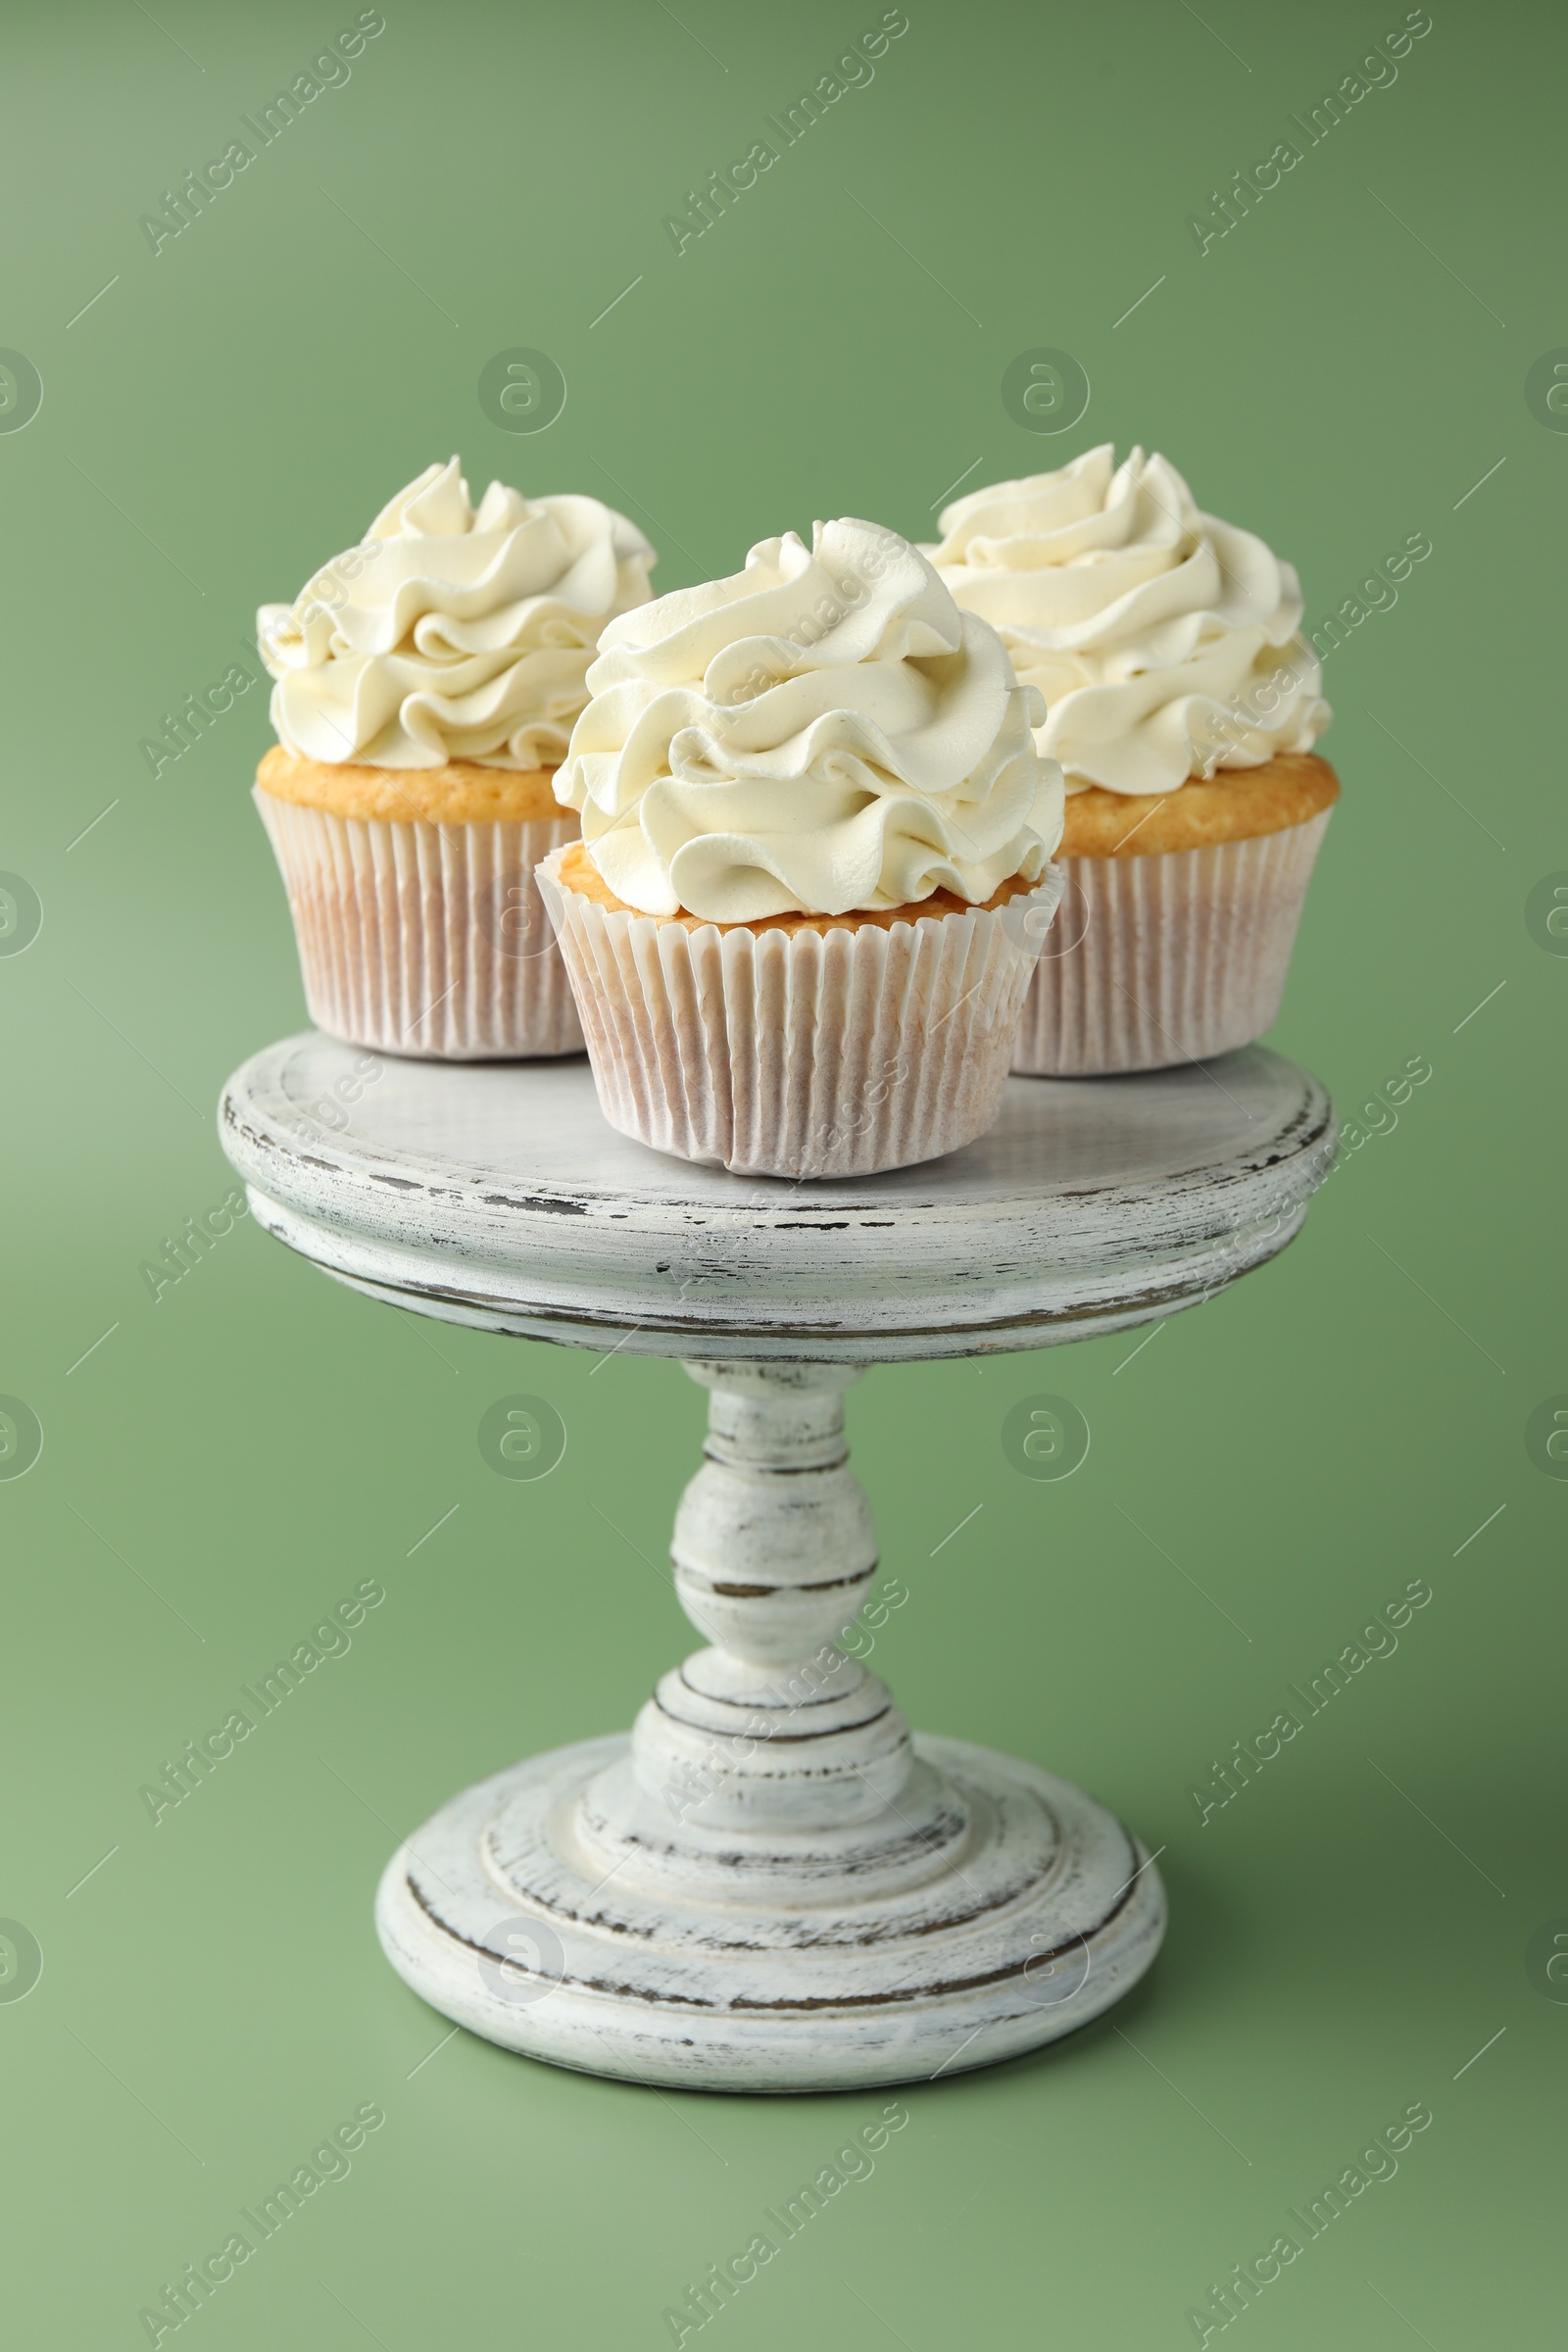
xmin=925 ymin=447 xmax=1337 ymax=1075
xmin=254 ymin=458 xmax=655 ymax=1058
xmin=537 ymin=518 xmax=1065 ymax=1177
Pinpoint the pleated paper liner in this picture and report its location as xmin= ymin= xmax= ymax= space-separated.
xmin=1012 ymin=809 xmax=1333 ymax=1077
xmin=536 ymin=846 xmax=1066 ymax=1178
xmin=255 ymin=790 xmax=584 ymax=1060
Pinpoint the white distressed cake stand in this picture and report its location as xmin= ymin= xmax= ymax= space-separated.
xmin=220 ymin=1033 xmax=1333 ymax=2093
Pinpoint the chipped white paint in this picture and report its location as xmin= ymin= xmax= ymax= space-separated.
xmin=220 ymin=1034 xmax=1335 ymax=1363
xmin=220 ymin=1031 xmax=1335 ymax=2090
xmin=374 ymin=1361 xmax=1165 ymax=2090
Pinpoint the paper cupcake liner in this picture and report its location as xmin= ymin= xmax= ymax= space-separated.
xmin=1012 ymin=809 xmax=1333 ymax=1077
xmin=536 ymin=849 xmax=1065 ymax=1178
xmin=255 ymin=790 xmax=584 ymax=1060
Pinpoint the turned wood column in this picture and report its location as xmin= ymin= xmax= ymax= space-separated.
xmin=628 ymin=1362 xmax=916 ymax=1834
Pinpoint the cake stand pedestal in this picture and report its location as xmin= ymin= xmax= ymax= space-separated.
xmin=220 ymin=1034 xmax=1333 ymax=2092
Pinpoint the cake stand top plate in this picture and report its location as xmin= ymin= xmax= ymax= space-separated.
xmin=220 ymin=1033 xmax=1335 ymax=1363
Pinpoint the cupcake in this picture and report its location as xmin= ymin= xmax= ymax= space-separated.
xmin=924 ymin=447 xmax=1337 ymax=1076
xmin=537 ymin=517 xmax=1065 ymax=1178
xmin=254 ymin=458 xmax=655 ymax=1059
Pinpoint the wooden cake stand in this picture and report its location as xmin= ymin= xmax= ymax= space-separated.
xmin=220 ymin=1033 xmax=1334 ymax=2092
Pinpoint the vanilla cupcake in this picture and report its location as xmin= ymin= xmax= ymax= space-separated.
xmin=255 ymin=459 xmax=655 ymax=1058
xmin=925 ymin=447 xmax=1337 ymax=1076
xmin=537 ymin=518 xmax=1065 ymax=1178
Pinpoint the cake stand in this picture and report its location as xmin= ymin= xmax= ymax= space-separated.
xmin=220 ymin=1034 xmax=1334 ymax=2093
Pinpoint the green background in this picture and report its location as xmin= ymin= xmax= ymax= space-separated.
xmin=3 ymin=0 xmax=1562 ymax=2344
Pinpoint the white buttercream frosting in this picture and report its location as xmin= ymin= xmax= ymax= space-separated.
xmin=554 ymin=518 xmax=1061 ymax=922
xmin=924 ymin=446 xmax=1329 ymax=795
xmin=259 ymin=459 xmax=656 ymax=768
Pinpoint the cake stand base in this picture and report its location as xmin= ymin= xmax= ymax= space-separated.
xmin=374 ymin=1732 xmax=1163 ymax=2093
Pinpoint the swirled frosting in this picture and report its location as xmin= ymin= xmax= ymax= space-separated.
xmin=259 ymin=459 xmax=656 ymax=768
xmin=924 ymin=446 xmax=1330 ymax=795
xmin=554 ymin=518 xmax=1061 ymax=922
